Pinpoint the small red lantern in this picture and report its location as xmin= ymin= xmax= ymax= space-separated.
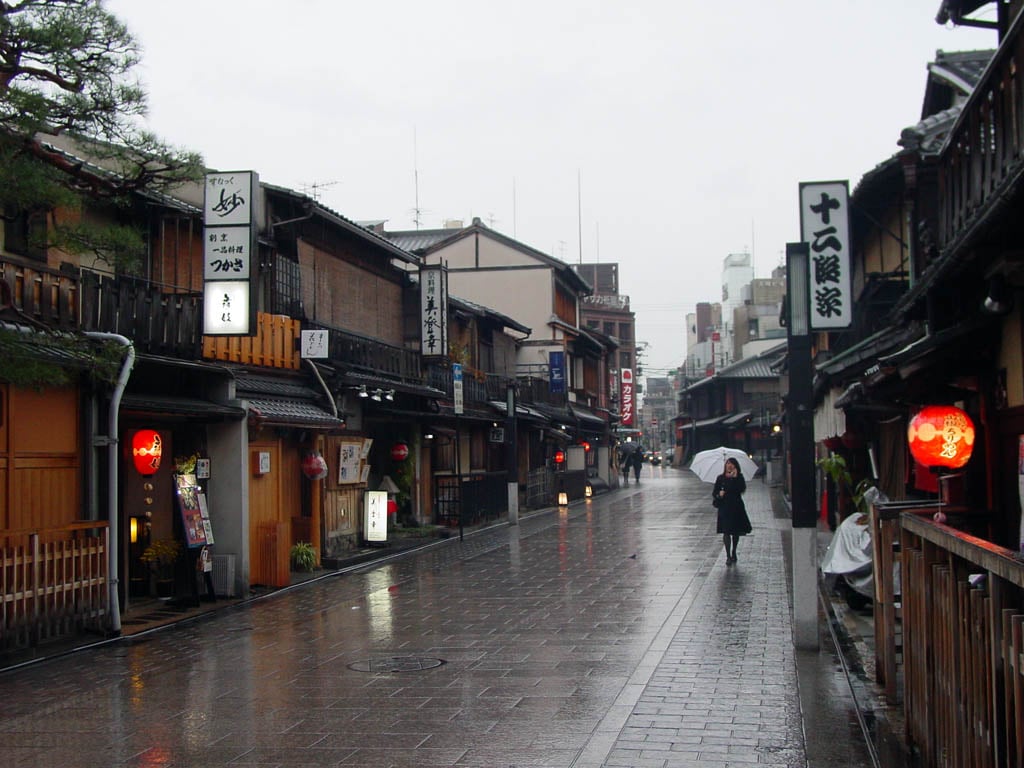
xmin=580 ymin=441 xmax=591 ymax=453
xmin=301 ymin=451 xmax=329 ymax=480
xmin=907 ymin=405 xmax=975 ymax=470
xmin=131 ymin=429 xmax=162 ymax=476
xmin=554 ymin=449 xmax=565 ymax=464
xmin=391 ymin=441 xmax=409 ymax=461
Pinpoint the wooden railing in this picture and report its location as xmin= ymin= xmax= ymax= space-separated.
xmin=1 ymin=522 xmax=110 ymax=653
xmin=80 ymin=271 xmax=203 ymax=358
xmin=887 ymin=510 xmax=1024 ymax=768
xmin=937 ymin=11 xmax=1024 ymax=252
xmin=307 ymin=321 xmax=423 ymax=383
xmin=0 ymin=256 xmax=78 ymax=327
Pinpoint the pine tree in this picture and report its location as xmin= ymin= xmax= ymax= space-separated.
xmin=0 ymin=0 xmax=203 ymax=270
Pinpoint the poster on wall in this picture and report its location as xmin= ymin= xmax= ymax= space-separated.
xmin=175 ymin=473 xmax=210 ymax=548
xmin=338 ymin=441 xmax=363 ymax=484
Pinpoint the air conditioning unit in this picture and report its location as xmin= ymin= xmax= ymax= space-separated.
xmin=212 ymin=554 xmax=236 ymax=597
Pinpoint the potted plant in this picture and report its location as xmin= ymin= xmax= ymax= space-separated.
xmin=817 ymin=452 xmax=853 ymax=528
xmin=140 ymin=538 xmax=182 ymax=597
xmin=290 ymin=541 xmax=317 ymax=573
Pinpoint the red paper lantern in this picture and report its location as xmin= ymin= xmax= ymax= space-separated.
xmin=907 ymin=405 xmax=975 ymax=470
xmin=131 ymin=429 xmax=162 ymax=476
xmin=554 ymin=449 xmax=565 ymax=464
xmin=301 ymin=451 xmax=328 ymax=480
xmin=390 ymin=441 xmax=409 ymax=461
xmin=580 ymin=441 xmax=591 ymax=453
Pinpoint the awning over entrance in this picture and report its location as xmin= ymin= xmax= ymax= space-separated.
xmin=121 ymin=393 xmax=246 ymax=422
xmin=236 ymin=371 xmax=345 ymax=430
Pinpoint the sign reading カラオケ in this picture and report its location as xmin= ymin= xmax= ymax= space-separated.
xmin=203 ymin=172 xmax=258 ymax=336
xmin=620 ymin=368 xmax=634 ymax=427
xmin=799 ymin=181 xmax=852 ymax=330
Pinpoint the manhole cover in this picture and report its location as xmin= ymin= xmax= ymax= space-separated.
xmin=348 ymin=656 xmax=446 ymax=673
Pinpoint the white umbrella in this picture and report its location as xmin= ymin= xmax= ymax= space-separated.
xmin=688 ymin=447 xmax=759 ymax=483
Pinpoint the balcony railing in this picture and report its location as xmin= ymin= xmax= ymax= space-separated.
xmin=937 ymin=12 xmax=1024 ymax=252
xmin=81 ymin=272 xmax=203 ymax=358
xmin=0 ymin=256 xmax=78 ymax=328
xmin=308 ymin=322 xmax=423 ymax=384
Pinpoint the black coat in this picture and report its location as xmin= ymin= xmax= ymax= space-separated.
xmin=712 ymin=473 xmax=752 ymax=535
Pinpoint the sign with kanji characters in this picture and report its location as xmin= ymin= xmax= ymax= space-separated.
xmin=799 ymin=180 xmax=852 ymax=330
xmin=203 ymin=227 xmax=251 ymax=280
xmin=203 ymin=171 xmax=257 ymax=336
xmin=453 ymin=363 xmax=464 ymax=415
xmin=420 ymin=265 xmax=448 ymax=357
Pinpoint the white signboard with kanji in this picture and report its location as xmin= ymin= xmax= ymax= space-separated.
xmin=799 ymin=180 xmax=852 ymax=330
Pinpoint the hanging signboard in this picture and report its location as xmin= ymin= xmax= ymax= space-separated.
xmin=420 ymin=264 xmax=448 ymax=357
xmin=620 ymin=368 xmax=635 ymax=427
xmin=799 ymin=180 xmax=852 ymax=330
xmin=549 ymin=351 xmax=566 ymax=394
xmin=203 ymin=171 xmax=258 ymax=336
xmin=453 ymin=363 xmax=464 ymax=415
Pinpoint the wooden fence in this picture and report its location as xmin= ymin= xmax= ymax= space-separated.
xmin=889 ymin=510 xmax=1024 ymax=767
xmin=1 ymin=522 xmax=110 ymax=653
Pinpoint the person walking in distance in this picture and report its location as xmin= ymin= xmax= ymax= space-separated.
xmin=631 ymin=444 xmax=645 ymax=483
xmin=712 ymin=457 xmax=752 ymax=564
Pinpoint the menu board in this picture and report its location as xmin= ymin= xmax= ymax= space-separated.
xmin=338 ymin=438 xmax=373 ymax=485
xmin=176 ymin=473 xmax=212 ymax=548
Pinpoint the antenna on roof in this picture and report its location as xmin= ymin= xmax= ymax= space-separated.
xmin=301 ymin=180 xmax=338 ymax=201
xmin=412 ymin=126 xmax=423 ymax=230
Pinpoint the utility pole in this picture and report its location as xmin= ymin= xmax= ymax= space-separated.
xmin=786 ymin=242 xmax=818 ymax=650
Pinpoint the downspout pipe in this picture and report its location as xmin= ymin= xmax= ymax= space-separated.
xmin=86 ymin=332 xmax=135 ymax=634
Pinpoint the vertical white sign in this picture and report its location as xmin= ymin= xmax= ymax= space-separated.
xmin=420 ymin=265 xmax=448 ymax=357
xmin=799 ymin=180 xmax=852 ymax=330
xmin=364 ymin=490 xmax=388 ymax=543
xmin=203 ymin=171 xmax=257 ymax=336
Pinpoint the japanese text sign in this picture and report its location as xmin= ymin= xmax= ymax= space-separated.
xmin=203 ymin=171 xmax=257 ymax=336
xmin=420 ymin=265 xmax=448 ymax=357
xmin=799 ymin=181 xmax=852 ymax=330
xmin=620 ymin=368 xmax=634 ymax=427
xmin=549 ymin=351 xmax=566 ymax=394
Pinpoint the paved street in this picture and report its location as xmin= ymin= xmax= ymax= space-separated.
xmin=0 ymin=466 xmax=878 ymax=767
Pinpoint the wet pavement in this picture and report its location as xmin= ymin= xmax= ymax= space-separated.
xmin=0 ymin=466 xmax=897 ymax=767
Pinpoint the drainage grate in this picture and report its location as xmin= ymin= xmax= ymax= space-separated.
xmin=348 ymin=656 xmax=446 ymax=673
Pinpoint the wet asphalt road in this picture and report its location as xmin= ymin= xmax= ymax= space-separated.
xmin=0 ymin=466 xmax=876 ymax=767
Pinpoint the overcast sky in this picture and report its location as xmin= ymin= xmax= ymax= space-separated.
xmin=106 ymin=0 xmax=995 ymax=377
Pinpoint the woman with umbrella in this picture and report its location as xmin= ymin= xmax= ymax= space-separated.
xmin=712 ymin=457 xmax=752 ymax=564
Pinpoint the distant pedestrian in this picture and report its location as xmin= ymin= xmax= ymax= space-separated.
xmin=631 ymin=444 xmax=645 ymax=483
xmin=712 ymin=457 xmax=752 ymax=564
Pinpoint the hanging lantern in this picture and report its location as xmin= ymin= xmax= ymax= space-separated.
xmin=390 ymin=441 xmax=410 ymax=461
xmin=580 ymin=440 xmax=591 ymax=453
xmin=554 ymin=449 xmax=565 ymax=465
xmin=907 ymin=405 xmax=975 ymax=470
xmin=301 ymin=451 xmax=329 ymax=480
xmin=131 ymin=429 xmax=163 ymax=476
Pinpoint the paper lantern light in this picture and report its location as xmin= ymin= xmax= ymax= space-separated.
xmin=907 ymin=405 xmax=975 ymax=470
xmin=554 ymin=450 xmax=565 ymax=465
xmin=132 ymin=429 xmax=162 ymax=476
xmin=390 ymin=441 xmax=409 ymax=461
xmin=301 ymin=451 xmax=329 ymax=480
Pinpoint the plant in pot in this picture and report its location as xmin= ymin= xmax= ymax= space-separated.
xmin=816 ymin=452 xmax=853 ymax=529
xmin=290 ymin=541 xmax=317 ymax=573
xmin=140 ymin=538 xmax=182 ymax=598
